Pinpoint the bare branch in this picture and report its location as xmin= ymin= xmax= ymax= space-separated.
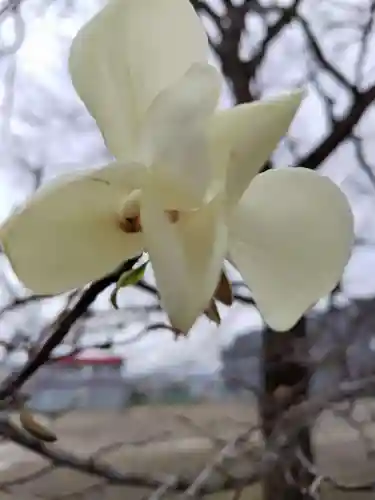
xmin=146 ymin=476 xmax=179 ymax=500
xmin=1 ymin=375 xmax=373 ymax=495
xmin=190 ymin=1 xmax=223 ymax=31
xmin=299 ymin=85 xmax=375 ymax=169
xmin=298 ymin=14 xmax=357 ymax=93
xmin=0 ymin=416 xmax=192 ymax=491
xmin=0 ymin=463 xmax=52 ymax=489
xmin=244 ymin=0 xmax=303 ymax=81
xmin=0 ymin=0 xmax=24 ymax=18
xmin=0 ymin=294 xmax=52 ymax=317
xmin=354 ymin=0 xmax=375 ymax=86
xmin=352 ymin=134 xmax=375 ymax=187
xmin=0 ymin=256 xmax=141 ymax=401
xmin=180 ymin=428 xmax=256 ymax=499
xmin=136 ymin=279 xmax=159 ymax=297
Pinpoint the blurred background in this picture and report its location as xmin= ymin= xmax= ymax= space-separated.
xmin=0 ymin=1 xmax=374 ymax=499
xmin=0 ymin=0 xmax=373 ymax=410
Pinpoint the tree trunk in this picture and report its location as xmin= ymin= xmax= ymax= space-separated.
xmin=260 ymin=317 xmax=315 ymax=500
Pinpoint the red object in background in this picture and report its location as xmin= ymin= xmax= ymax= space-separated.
xmin=54 ymin=354 xmax=123 ymax=366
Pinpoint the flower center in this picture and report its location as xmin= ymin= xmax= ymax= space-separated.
xmin=117 ymin=190 xmax=181 ymax=234
xmin=118 ymin=216 xmax=142 ymax=234
xmin=118 ymin=210 xmax=180 ymax=234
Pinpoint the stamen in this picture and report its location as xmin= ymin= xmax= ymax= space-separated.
xmin=168 ymin=210 xmax=180 ymax=223
xmin=132 ymin=215 xmax=142 ymax=232
xmin=119 ymin=211 xmax=180 ymax=233
xmin=118 ymin=217 xmax=141 ymax=233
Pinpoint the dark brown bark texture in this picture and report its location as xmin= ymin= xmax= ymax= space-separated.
xmin=261 ymin=319 xmax=314 ymax=500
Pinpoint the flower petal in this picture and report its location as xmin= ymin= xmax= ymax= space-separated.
xmin=228 ymin=168 xmax=354 ymax=331
xmin=69 ymin=0 xmax=209 ymax=161
xmin=140 ymin=178 xmax=227 ymax=333
xmin=208 ymin=91 xmax=304 ymax=206
xmin=137 ymin=63 xmax=222 ymax=204
xmin=0 ymin=163 xmax=145 ymax=294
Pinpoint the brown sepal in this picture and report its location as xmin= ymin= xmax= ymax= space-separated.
xmin=214 ymin=270 xmax=233 ymax=306
xmin=204 ymin=300 xmax=221 ymax=325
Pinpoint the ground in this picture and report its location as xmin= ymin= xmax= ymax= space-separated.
xmin=0 ymin=400 xmax=374 ymax=499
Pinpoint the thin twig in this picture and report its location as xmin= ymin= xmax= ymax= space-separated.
xmin=0 ymin=257 xmax=140 ymax=401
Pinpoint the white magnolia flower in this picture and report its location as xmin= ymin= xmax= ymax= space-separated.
xmin=0 ymin=0 xmax=353 ymax=333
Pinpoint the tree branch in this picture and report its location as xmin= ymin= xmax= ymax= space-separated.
xmin=0 ymin=294 xmax=52 ymax=317
xmin=298 ymin=14 xmax=357 ymax=94
xmin=244 ymin=0 xmax=303 ymax=81
xmin=298 ymin=85 xmax=375 ymax=169
xmin=0 ymin=256 xmax=140 ymax=401
xmin=0 ymin=375 xmax=374 ymax=495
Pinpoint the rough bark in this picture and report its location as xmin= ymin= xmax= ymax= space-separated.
xmin=260 ymin=318 xmax=315 ymax=500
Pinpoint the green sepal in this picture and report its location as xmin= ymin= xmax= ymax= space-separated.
xmin=110 ymin=262 xmax=148 ymax=309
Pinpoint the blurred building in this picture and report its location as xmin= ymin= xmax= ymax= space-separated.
xmin=25 ymin=352 xmax=129 ymax=412
xmin=220 ymin=298 xmax=375 ymax=396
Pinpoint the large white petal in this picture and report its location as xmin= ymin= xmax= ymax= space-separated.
xmin=140 ymin=177 xmax=227 ymax=333
xmin=208 ymin=91 xmax=304 ymax=206
xmin=138 ymin=63 xmax=222 ymax=204
xmin=0 ymin=163 xmax=145 ymax=294
xmin=69 ymin=0 xmax=209 ymax=161
xmin=229 ymin=168 xmax=354 ymax=331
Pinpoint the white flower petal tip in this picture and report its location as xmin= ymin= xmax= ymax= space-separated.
xmin=259 ymin=310 xmax=308 ymax=333
xmin=185 ymin=62 xmax=223 ymax=105
xmin=273 ymin=88 xmax=306 ymax=106
xmin=229 ymin=168 xmax=354 ymax=333
xmin=0 ymin=163 xmax=145 ymax=294
xmin=208 ymin=88 xmax=306 ymax=206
